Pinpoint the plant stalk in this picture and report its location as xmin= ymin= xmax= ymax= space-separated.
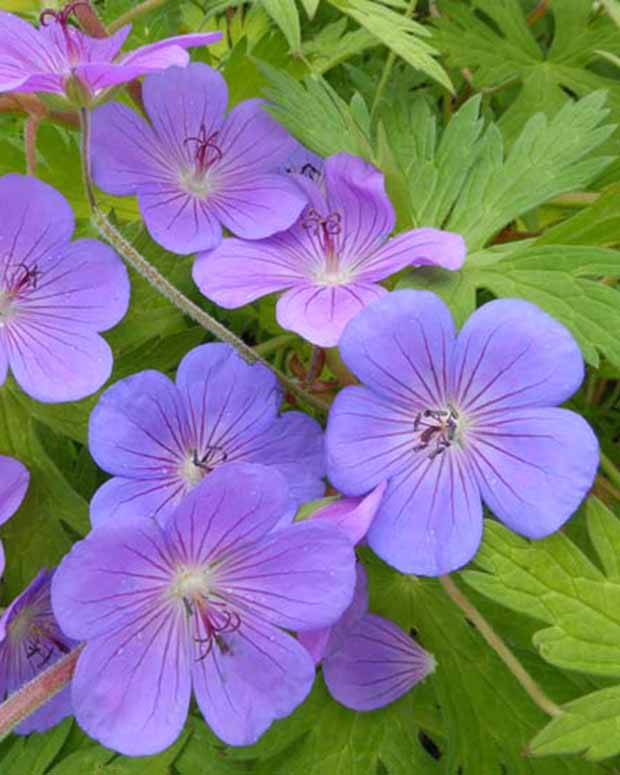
xmin=439 ymin=575 xmax=563 ymax=718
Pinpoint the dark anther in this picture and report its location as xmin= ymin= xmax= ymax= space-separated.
xmin=183 ymin=597 xmax=194 ymax=618
xmin=192 ymin=446 xmax=228 ymax=473
xmin=184 ymin=125 xmax=223 ymax=172
xmin=301 ymin=207 xmax=342 ymax=258
xmin=409 ymin=626 xmax=418 ymax=638
xmin=194 ymin=607 xmax=241 ymax=661
xmin=9 ymin=263 xmax=40 ymax=295
xmin=300 ymin=162 xmax=321 ymax=181
xmin=25 ymin=633 xmax=69 ymax=669
xmin=40 ymin=1 xmax=88 ymax=27
xmin=413 ymin=405 xmax=459 ymax=460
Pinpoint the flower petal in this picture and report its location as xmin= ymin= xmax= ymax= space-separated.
xmin=89 ymin=369 xmax=188 ymax=479
xmin=468 ymin=407 xmax=598 ymax=538
xmin=367 ymin=449 xmax=483 ymax=575
xmin=235 ymin=410 xmax=326 ymax=509
xmin=0 ymin=175 xmax=74 ymax=264
xmin=52 ymin=517 xmax=174 ymax=640
xmin=276 ymin=281 xmax=387 ymax=347
xmin=3 ymin=321 xmax=113 ymax=403
xmin=165 ymin=463 xmax=292 ymax=562
xmin=338 ymin=289 xmax=456 ymax=406
xmin=327 ymin=386 xmax=417 ymax=495
xmin=71 ymin=607 xmax=191 ymax=756
xmin=311 ymin=481 xmax=386 ymax=545
xmin=175 ymin=343 xmax=281 ymax=458
xmin=192 ymin=617 xmax=314 ymax=746
xmin=91 ymin=102 xmax=172 ymax=195
xmin=323 ymin=613 xmax=435 ymax=711
xmin=453 ymin=298 xmax=585 ymax=415
xmin=221 ymin=520 xmax=356 ymax=631
xmin=120 ymin=33 xmax=222 ymax=68
xmin=355 ymin=228 xmax=466 ymax=282
xmin=0 ymin=12 xmax=58 ymax=92
xmin=141 ymin=63 xmax=229 ymax=163
xmin=193 ymin=235 xmax=304 ymax=308
xmin=90 ymin=476 xmax=187 ymax=528
xmin=0 ymin=455 xmax=29 ymax=526
xmin=324 ymin=153 xmax=395 ymax=261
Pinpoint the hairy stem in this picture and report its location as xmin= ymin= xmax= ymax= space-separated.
xmin=79 ymin=108 xmax=96 ymax=210
xmin=0 ymin=645 xmax=83 ymax=740
xmin=439 ymin=575 xmax=563 ymax=718
xmin=91 ymin=209 xmax=330 ymax=414
xmin=24 ymin=115 xmax=41 ymax=176
xmin=370 ymin=0 xmax=418 ymax=118
xmin=109 ymin=0 xmax=168 ymax=33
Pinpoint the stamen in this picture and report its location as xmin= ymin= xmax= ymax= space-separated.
xmin=3 ymin=263 xmax=41 ymax=302
xmin=301 ymin=207 xmax=342 ymax=263
xmin=184 ymin=125 xmax=223 ymax=173
xmin=39 ymin=1 xmax=88 ymax=28
xmin=413 ymin=405 xmax=460 ymax=460
xmin=192 ymin=446 xmax=228 ymax=473
xmin=191 ymin=601 xmax=241 ymax=661
xmin=300 ymin=163 xmax=321 ymax=181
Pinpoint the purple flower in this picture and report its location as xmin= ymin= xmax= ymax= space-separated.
xmin=327 ymin=290 xmax=599 ymax=575
xmin=0 ymin=569 xmax=75 ymax=734
xmin=51 ymin=463 xmax=356 ymax=754
xmin=193 ymin=153 xmax=466 ymax=347
xmin=0 ymin=455 xmax=29 ymax=576
xmin=310 ymin=481 xmax=386 ymax=546
xmin=0 ymin=175 xmax=129 ymax=403
xmin=88 ymin=342 xmax=325 ymax=527
xmin=90 ymin=63 xmax=307 ymax=255
xmin=0 ymin=6 xmax=221 ymax=101
xmin=299 ymin=565 xmax=435 ymax=711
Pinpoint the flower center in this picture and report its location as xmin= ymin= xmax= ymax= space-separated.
xmin=302 ymin=207 xmax=342 ymax=273
xmin=180 ymin=446 xmax=228 ymax=489
xmin=413 ymin=405 xmax=462 ymax=460
xmin=184 ymin=125 xmax=223 ymax=175
xmin=170 ymin=566 xmax=240 ymax=659
xmin=0 ymin=262 xmax=40 ymax=325
xmin=11 ymin=610 xmax=70 ymax=670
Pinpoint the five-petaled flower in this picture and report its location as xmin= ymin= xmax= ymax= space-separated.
xmin=51 ymin=463 xmax=357 ymax=754
xmin=194 ymin=153 xmax=466 ymax=347
xmin=0 ymin=569 xmax=75 ymax=734
xmin=88 ymin=342 xmax=325 ymax=526
xmin=90 ymin=63 xmax=307 ymax=255
xmin=0 ymin=6 xmax=221 ymax=103
xmin=0 ymin=455 xmax=29 ymax=576
xmin=326 ymin=290 xmax=599 ymax=575
xmin=0 ymin=175 xmax=130 ymax=402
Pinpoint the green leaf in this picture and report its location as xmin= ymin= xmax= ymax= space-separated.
xmin=300 ymin=0 xmax=321 ymax=19
xmin=261 ymin=0 xmax=302 ymax=52
xmin=586 ymin=497 xmax=620 ymax=581
xmin=462 ymin=510 xmax=620 ymax=679
xmin=529 ymin=685 xmax=620 ymax=761
xmin=329 ymin=0 xmax=453 ymax=91
xmin=1 ymin=719 xmax=72 ymax=775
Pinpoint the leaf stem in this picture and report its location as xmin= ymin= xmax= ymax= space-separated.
xmin=0 ymin=645 xmax=83 ymax=740
xmin=24 ymin=114 xmax=41 ymax=176
xmin=600 ymin=451 xmax=620 ymax=491
xmin=439 ymin=574 xmax=563 ymax=718
xmin=109 ymin=0 xmax=168 ymax=33
xmin=370 ymin=0 xmax=418 ymax=118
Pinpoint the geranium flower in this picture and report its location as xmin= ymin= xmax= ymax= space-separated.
xmin=0 ymin=6 xmax=220 ymax=101
xmin=300 ymin=566 xmax=435 ymax=711
xmin=88 ymin=342 xmax=325 ymax=526
xmin=0 ymin=455 xmax=29 ymax=575
xmin=326 ymin=290 xmax=599 ymax=575
xmin=90 ymin=63 xmax=307 ymax=254
xmin=51 ymin=463 xmax=356 ymax=754
xmin=193 ymin=153 xmax=466 ymax=347
xmin=0 ymin=569 xmax=75 ymax=734
xmin=0 ymin=175 xmax=129 ymax=402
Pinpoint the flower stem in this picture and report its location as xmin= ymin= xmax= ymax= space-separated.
xmin=370 ymin=0 xmax=418 ymax=119
xmin=0 ymin=645 xmax=83 ymax=740
xmin=439 ymin=575 xmax=563 ymax=718
xmin=79 ymin=108 xmax=96 ymax=210
xmin=109 ymin=0 xmax=168 ymax=33
xmin=24 ymin=115 xmax=40 ymax=176
xmin=254 ymin=334 xmax=295 ymax=357
xmin=91 ymin=209 xmax=330 ymax=415
xmin=600 ymin=450 xmax=620 ymax=491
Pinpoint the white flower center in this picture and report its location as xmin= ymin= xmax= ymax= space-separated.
xmin=169 ymin=565 xmax=212 ymax=602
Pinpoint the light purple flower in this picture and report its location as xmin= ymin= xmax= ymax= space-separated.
xmin=327 ymin=290 xmax=599 ymax=575
xmin=0 ymin=6 xmax=221 ymax=101
xmin=0 ymin=569 xmax=75 ymax=734
xmin=299 ymin=565 xmax=435 ymax=711
xmin=0 ymin=175 xmax=129 ymax=403
xmin=193 ymin=153 xmax=466 ymax=347
xmin=310 ymin=481 xmax=386 ymax=546
xmin=88 ymin=342 xmax=325 ymax=527
xmin=90 ymin=63 xmax=307 ymax=255
xmin=0 ymin=455 xmax=29 ymax=576
xmin=52 ymin=463 xmax=356 ymax=754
